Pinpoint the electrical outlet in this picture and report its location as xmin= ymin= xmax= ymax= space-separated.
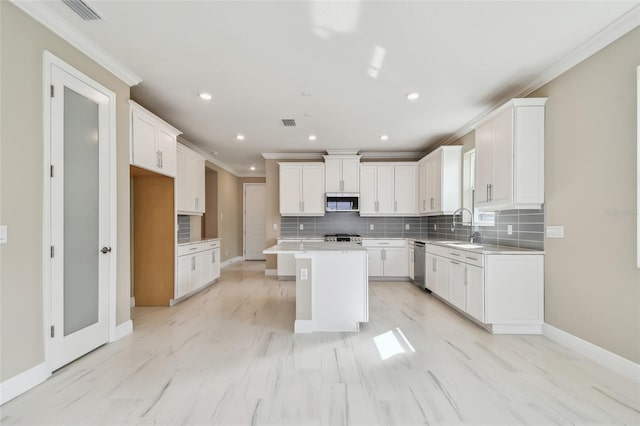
xmin=369 ymin=224 xmax=374 ymax=231
xmin=434 ymin=224 xmax=437 ymax=231
xmin=300 ymin=268 xmax=308 ymax=280
xmin=0 ymin=225 xmax=6 ymax=244
xmin=546 ymin=226 xmax=564 ymax=238
xmin=273 ymin=223 xmax=278 ymax=230
xmin=405 ymin=224 xmax=410 ymax=230
xmin=299 ymin=223 xmax=304 ymax=231
xmin=507 ymin=224 xmax=513 ymax=235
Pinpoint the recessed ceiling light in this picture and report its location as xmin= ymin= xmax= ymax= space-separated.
xmin=199 ymin=92 xmax=212 ymax=101
xmin=380 ymin=134 xmax=389 ymax=141
xmin=304 ymin=112 xmax=315 ymax=117
xmin=236 ymin=134 xmax=245 ymax=141
xmin=211 ymin=151 xmax=218 ymax=156
xmin=250 ymin=165 xmax=256 ymax=171
xmin=301 ymin=92 xmax=312 ymax=97
xmin=308 ymin=135 xmax=317 ymax=141
xmin=405 ymin=92 xmax=420 ymax=100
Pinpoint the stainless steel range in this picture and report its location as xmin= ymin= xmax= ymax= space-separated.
xmin=324 ymin=234 xmax=362 ymax=245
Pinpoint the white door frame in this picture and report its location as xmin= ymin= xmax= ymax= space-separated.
xmin=243 ymin=183 xmax=266 ymax=260
xmin=42 ymin=51 xmax=118 ymax=373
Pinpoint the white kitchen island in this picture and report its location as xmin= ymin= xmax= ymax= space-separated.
xmin=263 ymin=242 xmax=369 ymax=333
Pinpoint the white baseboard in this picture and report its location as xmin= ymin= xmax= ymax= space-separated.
xmin=221 ymin=256 xmax=244 ymax=268
xmin=543 ymin=323 xmax=640 ymax=382
xmin=130 ymin=297 xmax=135 ymax=307
xmin=294 ymin=320 xmax=314 ymax=334
xmin=112 ymin=320 xmax=133 ymax=342
xmin=0 ymin=362 xmax=50 ymax=405
xmin=491 ymin=324 xmax=543 ymax=335
xmin=265 ymin=269 xmax=277 ymax=276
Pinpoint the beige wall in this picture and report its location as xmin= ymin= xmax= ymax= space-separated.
xmin=448 ymin=28 xmax=640 ymax=363
xmin=0 ymin=2 xmax=132 ymax=381
xmin=531 ymin=28 xmax=640 ymax=363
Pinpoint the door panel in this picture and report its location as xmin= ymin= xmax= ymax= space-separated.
xmin=50 ymin=63 xmax=111 ymax=370
xmin=491 ymin=108 xmax=514 ymax=205
xmin=279 ymin=165 xmax=301 ymax=214
xmin=475 ymin=121 xmax=493 ymax=205
xmin=341 ymin=159 xmax=359 ymax=192
xmin=324 ymin=160 xmax=341 ymax=193
xmin=245 ymin=184 xmax=266 ymax=260
xmin=359 ymin=166 xmax=377 ymax=214
xmin=301 ymin=165 xmax=325 ymax=214
xmin=156 ymin=127 xmax=176 ymax=177
xmin=449 ymin=261 xmax=466 ymax=311
xmin=376 ymin=166 xmax=395 ymax=214
xmin=383 ymin=248 xmax=408 ymax=277
xmin=394 ymin=165 xmax=417 ymax=215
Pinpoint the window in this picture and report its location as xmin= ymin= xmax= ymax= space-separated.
xmin=463 ymin=149 xmax=495 ymax=226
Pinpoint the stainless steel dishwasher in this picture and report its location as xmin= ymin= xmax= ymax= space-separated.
xmin=413 ymin=242 xmax=426 ymax=290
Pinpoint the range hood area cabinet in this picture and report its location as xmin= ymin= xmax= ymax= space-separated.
xmin=176 ymin=144 xmax=205 ymax=215
xmin=279 ymin=162 xmax=325 ymax=216
xmin=418 ymin=146 xmax=463 ymax=216
xmin=474 ymin=98 xmax=547 ymax=211
xmin=323 ymin=155 xmax=361 ymax=193
xmin=360 ymin=163 xmax=418 ymax=216
xmin=129 ymin=100 xmax=181 ymax=178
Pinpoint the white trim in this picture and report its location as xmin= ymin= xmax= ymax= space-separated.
xmin=221 ymin=256 xmax=244 ymax=268
xmin=129 ymin=100 xmax=181 ymax=136
xmin=262 ymin=152 xmax=324 ymax=160
xmin=111 ymin=320 xmax=133 ymax=342
xmin=543 ymin=323 xmax=640 ymax=382
xmin=0 ymin=362 xmax=50 ymax=405
xmin=130 ymin=297 xmax=135 ymax=308
xmin=262 ymin=151 xmax=423 ymax=160
xmin=637 ymin=66 xmax=639 ymax=269
xmin=265 ymin=269 xmax=277 ymax=276
xmin=440 ymin=4 xmax=640 ymax=146
xmin=10 ymin=0 xmax=142 ymax=86
xmin=42 ymin=51 xmax=118 ymax=372
xmin=294 ymin=320 xmax=314 ymax=333
xmin=359 ymin=151 xmax=424 ymax=160
xmin=490 ymin=324 xmax=542 ymax=335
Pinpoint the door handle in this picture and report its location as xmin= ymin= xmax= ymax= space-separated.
xmin=100 ymin=246 xmax=112 ymax=254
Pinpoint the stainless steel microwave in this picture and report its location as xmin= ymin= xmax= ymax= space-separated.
xmin=326 ymin=193 xmax=359 ymax=212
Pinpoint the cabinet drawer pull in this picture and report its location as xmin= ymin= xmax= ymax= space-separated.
xmin=450 ymin=260 xmax=460 ymax=265
xmin=450 ymin=252 xmax=461 ymax=256
xmin=189 ymin=247 xmax=198 ymax=251
xmin=466 ymin=256 xmax=478 ymax=261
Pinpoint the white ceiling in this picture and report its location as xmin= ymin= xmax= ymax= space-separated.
xmin=38 ymin=0 xmax=639 ymax=175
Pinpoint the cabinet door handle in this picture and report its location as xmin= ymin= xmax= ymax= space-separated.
xmin=433 ymin=258 xmax=437 ymax=272
xmin=191 ymin=257 xmax=196 ymax=271
xmin=375 ymin=201 xmax=379 ymax=212
xmin=422 ymin=200 xmax=426 ymax=210
xmin=467 ymin=256 xmax=478 ymax=261
xmin=382 ymin=249 xmax=386 ymax=261
xmin=486 ymin=184 xmax=490 ymax=202
xmin=159 ymin=151 xmax=163 ymax=168
xmin=340 ymin=180 xmax=344 ymax=191
xmin=211 ymin=252 xmax=215 ymax=263
xmin=431 ymin=198 xmax=434 ymax=209
xmin=156 ymin=151 xmax=161 ymax=168
xmin=301 ymin=201 xmax=304 ymax=212
xmin=450 ymin=252 xmax=461 ymax=257
xmin=195 ymin=198 xmax=198 ymax=210
xmin=489 ymin=184 xmax=493 ymax=201
xmin=394 ymin=201 xmax=398 ymax=213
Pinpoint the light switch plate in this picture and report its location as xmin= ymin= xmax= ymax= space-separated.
xmin=0 ymin=225 xmax=6 ymax=244
xmin=434 ymin=224 xmax=437 ymax=231
xmin=300 ymin=268 xmax=308 ymax=280
xmin=405 ymin=224 xmax=410 ymax=230
xmin=299 ymin=223 xmax=304 ymax=231
xmin=546 ymin=226 xmax=565 ymax=238
xmin=507 ymin=225 xmax=513 ymax=235
xmin=369 ymin=224 xmax=374 ymax=231
xmin=273 ymin=223 xmax=278 ymax=230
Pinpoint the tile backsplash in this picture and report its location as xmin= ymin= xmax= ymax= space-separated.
xmin=279 ymin=207 xmax=545 ymax=250
xmin=280 ymin=212 xmax=430 ymax=239
xmin=177 ymin=215 xmax=191 ymax=243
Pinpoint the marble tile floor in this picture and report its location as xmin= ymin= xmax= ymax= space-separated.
xmin=1 ymin=261 xmax=638 ymax=426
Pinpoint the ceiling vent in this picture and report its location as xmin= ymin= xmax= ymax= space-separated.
xmin=62 ymin=0 xmax=102 ymax=20
xmin=281 ymin=119 xmax=296 ymax=127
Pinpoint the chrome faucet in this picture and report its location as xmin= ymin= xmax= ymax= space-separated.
xmin=451 ymin=207 xmax=473 ymax=234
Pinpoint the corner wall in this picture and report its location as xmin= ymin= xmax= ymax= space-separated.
xmin=0 ymin=2 xmax=132 ymax=381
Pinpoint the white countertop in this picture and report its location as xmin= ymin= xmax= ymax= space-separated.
xmin=414 ymin=238 xmax=544 ymax=255
xmin=177 ymin=238 xmax=221 ymax=246
xmin=264 ymin=241 xmax=368 ymax=254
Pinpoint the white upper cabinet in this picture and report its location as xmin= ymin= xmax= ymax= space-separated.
xmin=418 ymin=146 xmax=462 ymax=215
xmin=129 ymin=101 xmax=181 ymax=178
xmin=359 ymin=163 xmax=418 ymax=216
xmin=279 ymin=163 xmax=325 ymax=216
xmin=324 ymin=156 xmax=360 ymax=193
xmin=176 ymin=144 xmax=205 ymax=215
xmin=474 ymin=98 xmax=547 ymax=211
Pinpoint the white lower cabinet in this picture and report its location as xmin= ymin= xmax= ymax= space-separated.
xmin=408 ymin=242 xmax=415 ymax=280
xmin=424 ymin=243 xmax=543 ymax=334
xmin=176 ymin=240 xmax=221 ymax=300
xmin=362 ymin=239 xmax=408 ymax=278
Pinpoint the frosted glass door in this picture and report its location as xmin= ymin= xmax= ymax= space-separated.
xmin=49 ymin=60 xmax=112 ymax=371
xmin=63 ymin=87 xmax=100 ymax=336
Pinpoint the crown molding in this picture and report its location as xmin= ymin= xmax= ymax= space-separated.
xmin=440 ymin=4 xmax=640 ymax=146
xmin=236 ymin=173 xmax=266 ymax=178
xmin=262 ymin=152 xmax=324 ymax=160
xmin=359 ymin=151 xmax=424 ymax=160
xmin=177 ymin=136 xmax=240 ymax=176
xmin=10 ymin=0 xmax=142 ymax=86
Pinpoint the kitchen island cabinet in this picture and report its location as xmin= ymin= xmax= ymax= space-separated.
xmin=264 ymin=242 xmax=368 ymax=333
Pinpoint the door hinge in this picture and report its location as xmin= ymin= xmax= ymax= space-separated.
xmin=50 ymin=85 xmax=54 ymax=98
xmin=50 ymin=165 xmax=54 ymax=177
xmin=50 ymin=245 xmax=55 ymax=258
xmin=50 ymin=325 xmax=55 ymax=338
